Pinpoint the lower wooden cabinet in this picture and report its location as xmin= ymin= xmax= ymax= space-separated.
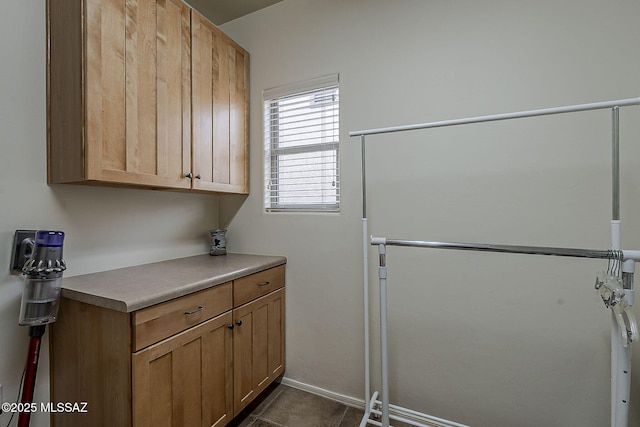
xmin=50 ymin=265 xmax=285 ymax=427
xmin=233 ymin=288 xmax=285 ymax=415
xmin=132 ymin=311 xmax=233 ymax=427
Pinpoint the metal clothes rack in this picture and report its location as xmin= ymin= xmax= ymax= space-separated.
xmin=349 ymin=97 xmax=640 ymax=427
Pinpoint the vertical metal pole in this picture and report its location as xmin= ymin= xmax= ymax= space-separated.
xmin=610 ymin=106 xmax=631 ymax=427
xmin=362 ymin=136 xmax=367 ymax=220
xmin=378 ymin=243 xmax=390 ymax=427
xmin=612 ymin=107 xmax=620 ymax=222
xmin=612 ymin=313 xmax=621 ymax=427
xmin=361 ymin=136 xmax=371 ymax=413
xmin=611 ymin=106 xmax=620 ymax=427
xmin=616 ymin=271 xmax=633 ymax=427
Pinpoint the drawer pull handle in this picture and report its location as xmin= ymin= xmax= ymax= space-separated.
xmin=258 ymin=281 xmax=270 ymax=287
xmin=184 ymin=306 xmax=204 ymax=315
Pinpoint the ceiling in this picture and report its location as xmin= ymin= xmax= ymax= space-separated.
xmin=184 ymin=0 xmax=284 ymax=25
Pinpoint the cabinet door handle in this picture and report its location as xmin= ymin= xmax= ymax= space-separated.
xmin=235 ymin=320 xmax=242 ymax=326
xmin=185 ymin=172 xmax=193 ymax=179
xmin=227 ymin=323 xmax=234 ymax=329
xmin=258 ymin=281 xmax=270 ymax=287
xmin=184 ymin=306 xmax=204 ymax=315
xmin=195 ymin=174 xmax=202 ymax=179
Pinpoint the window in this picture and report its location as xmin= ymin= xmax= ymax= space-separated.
xmin=264 ymin=74 xmax=340 ymax=212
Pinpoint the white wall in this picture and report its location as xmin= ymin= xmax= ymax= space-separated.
xmin=0 ymin=2 xmax=219 ymax=426
xmin=222 ymin=0 xmax=640 ymax=426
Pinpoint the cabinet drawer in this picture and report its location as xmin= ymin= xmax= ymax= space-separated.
xmin=233 ymin=265 xmax=285 ymax=307
xmin=133 ymin=282 xmax=232 ymax=351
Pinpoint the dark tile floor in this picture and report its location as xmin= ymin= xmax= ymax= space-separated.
xmin=228 ymin=382 xmax=413 ymax=427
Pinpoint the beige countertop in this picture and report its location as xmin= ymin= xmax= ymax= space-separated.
xmin=60 ymin=253 xmax=287 ymax=313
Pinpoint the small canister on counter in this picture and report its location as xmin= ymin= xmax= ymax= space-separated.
xmin=209 ymin=229 xmax=227 ymax=256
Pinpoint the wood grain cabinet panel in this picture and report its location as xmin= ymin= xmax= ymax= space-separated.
xmin=234 ymin=265 xmax=285 ymax=307
xmin=191 ymin=10 xmax=250 ymax=194
xmin=49 ymin=298 xmax=132 ymax=427
xmin=48 ymin=0 xmax=192 ymax=190
xmin=132 ymin=281 xmax=232 ymax=351
xmin=133 ymin=311 xmax=233 ymax=427
xmin=233 ymin=288 xmax=286 ymax=415
xmin=47 ymin=0 xmax=249 ymax=194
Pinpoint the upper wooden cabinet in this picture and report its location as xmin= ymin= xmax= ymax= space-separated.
xmin=191 ymin=11 xmax=249 ymax=194
xmin=47 ymin=0 xmax=249 ymax=194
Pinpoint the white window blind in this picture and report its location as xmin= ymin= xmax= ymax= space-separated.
xmin=264 ymin=74 xmax=340 ymax=212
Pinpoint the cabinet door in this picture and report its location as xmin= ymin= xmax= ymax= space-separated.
xmin=233 ymin=288 xmax=285 ymax=415
xmin=191 ymin=10 xmax=249 ymax=194
xmin=133 ymin=311 xmax=233 ymax=427
xmin=50 ymin=0 xmax=192 ymax=189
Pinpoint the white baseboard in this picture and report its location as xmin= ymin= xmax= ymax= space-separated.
xmin=279 ymin=376 xmax=365 ymax=409
xmin=279 ymin=377 xmax=468 ymax=427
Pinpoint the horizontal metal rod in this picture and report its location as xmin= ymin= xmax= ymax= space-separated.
xmin=350 ymin=97 xmax=640 ymax=137
xmin=370 ymin=237 xmax=618 ymax=260
xmin=369 ymin=399 xmax=471 ymax=427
